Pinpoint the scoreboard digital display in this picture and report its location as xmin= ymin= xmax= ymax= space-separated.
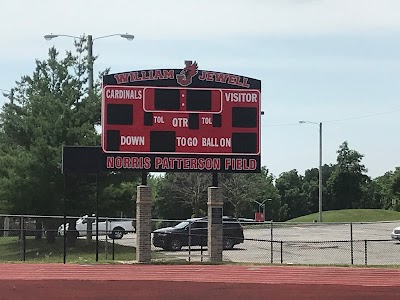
xmin=101 ymin=61 xmax=261 ymax=173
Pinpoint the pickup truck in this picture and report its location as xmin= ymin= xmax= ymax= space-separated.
xmin=58 ymin=215 xmax=135 ymax=239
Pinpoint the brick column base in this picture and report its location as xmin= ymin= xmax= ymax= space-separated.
xmin=136 ymin=185 xmax=152 ymax=263
xmin=208 ymin=187 xmax=223 ymax=263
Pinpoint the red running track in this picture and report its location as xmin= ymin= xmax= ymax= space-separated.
xmin=0 ymin=264 xmax=400 ymax=299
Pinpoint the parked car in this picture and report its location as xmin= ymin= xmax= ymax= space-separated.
xmin=391 ymin=226 xmax=400 ymax=241
xmin=152 ymin=216 xmax=244 ymax=251
xmin=58 ymin=215 xmax=135 ymax=239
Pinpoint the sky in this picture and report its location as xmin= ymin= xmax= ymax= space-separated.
xmin=1 ymin=0 xmax=399 ymax=179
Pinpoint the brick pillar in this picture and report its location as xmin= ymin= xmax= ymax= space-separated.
xmin=136 ymin=185 xmax=152 ymax=263
xmin=208 ymin=187 xmax=223 ymax=262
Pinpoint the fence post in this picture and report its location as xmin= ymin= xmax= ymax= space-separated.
xmin=280 ymin=241 xmax=283 ymax=264
xmin=188 ymin=222 xmax=191 ymax=262
xmin=63 ymin=216 xmax=67 ymax=264
xmin=350 ymin=222 xmax=353 ymax=265
xmin=364 ymin=240 xmax=367 ymax=266
xmin=20 ymin=215 xmax=26 ymax=262
xmin=63 ymin=173 xmax=67 ymax=264
xmin=105 ymin=217 xmax=108 ymax=260
xmin=3 ymin=216 xmax=10 ymax=238
xmin=112 ymin=238 xmax=115 ymax=261
xmin=270 ymin=220 xmax=273 ymax=264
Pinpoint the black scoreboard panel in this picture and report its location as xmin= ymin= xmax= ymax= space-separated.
xmin=186 ymin=90 xmax=212 ymax=111
xmin=232 ymin=133 xmax=257 ymax=153
xmin=154 ymin=89 xmax=181 ymax=110
xmin=107 ymin=104 xmax=133 ymax=125
xmin=213 ymin=114 xmax=222 ymax=127
xmin=106 ymin=130 xmax=120 ymax=151
xmin=188 ymin=113 xmax=200 ymax=129
xmin=144 ymin=112 xmax=153 ymax=126
xmin=150 ymin=131 xmax=176 ymax=152
xmin=232 ymin=107 xmax=257 ymax=128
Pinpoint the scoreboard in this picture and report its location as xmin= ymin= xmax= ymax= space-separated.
xmin=101 ymin=62 xmax=261 ymax=173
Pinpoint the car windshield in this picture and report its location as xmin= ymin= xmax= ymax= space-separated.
xmin=174 ymin=221 xmax=190 ymax=229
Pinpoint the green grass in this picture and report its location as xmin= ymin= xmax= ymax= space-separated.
xmin=0 ymin=236 xmax=137 ymax=263
xmin=288 ymin=209 xmax=400 ymax=223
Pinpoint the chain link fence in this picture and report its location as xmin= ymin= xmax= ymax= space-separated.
xmin=0 ymin=214 xmax=137 ymax=263
xmin=1 ymin=214 xmax=399 ymax=265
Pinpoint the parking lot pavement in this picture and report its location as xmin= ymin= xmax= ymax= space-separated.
xmin=103 ymin=222 xmax=400 ymax=265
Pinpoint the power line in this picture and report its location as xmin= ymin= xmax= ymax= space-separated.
xmin=262 ymin=107 xmax=400 ymax=127
xmin=261 ymin=122 xmax=300 ymax=127
xmin=323 ymin=108 xmax=400 ymax=123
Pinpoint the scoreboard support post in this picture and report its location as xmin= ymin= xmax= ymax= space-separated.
xmin=208 ymin=186 xmax=223 ymax=262
xmin=212 ymin=172 xmax=218 ymax=187
xmin=141 ymin=171 xmax=147 ymax=185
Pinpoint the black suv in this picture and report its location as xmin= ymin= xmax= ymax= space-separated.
xmin=152 ymin=216 xmax=244 ymax=251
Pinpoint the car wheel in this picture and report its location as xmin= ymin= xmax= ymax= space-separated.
xmin=58 ymin=226 xmax=64 ymax=237
xmin=110 ymin=227 xmax=125 ymax=239
xmin=223 ymin=238 xmax=234 ymax=250
xmin=169 ymin=238 xmax=182 ymax=251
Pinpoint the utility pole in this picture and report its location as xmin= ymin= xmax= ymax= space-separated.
xmin=299 ymin=120 xmax=323 ymax=222
xmin=319 ymin=122 xmax=323 ymax=223
xmin=87 ymin=35 xmax=94 ymax=93
xmin=44 ymin=33 xmax=134 ymax=94
xmin=1 ymin=88 xmax=13 ymax=104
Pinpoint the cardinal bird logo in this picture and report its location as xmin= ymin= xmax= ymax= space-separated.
xmin=176 ymin=60 xmax=198 ymax=86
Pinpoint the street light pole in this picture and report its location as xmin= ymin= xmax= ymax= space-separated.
xmin=1 ymin=89 xmax=13 ymax=104
xmin=299 ymin=120 xmax=323 ymax=222
xmin=88 ymin=35 xmax=94 ymax=93
xmin=44 ymin=33 xmax=134 ymax=94
xmin=252 ymin=198 xmax=272 ymax=221
xmin=318 ymin=122 xmax=322 ymax=223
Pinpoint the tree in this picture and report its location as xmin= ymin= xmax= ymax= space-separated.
xmin=302 ymin=164 xmax=334 ymax=212
xmin=154 ymin=168 xmax=279 ymax=220
xmin=391 ymin=168 xmax=400 ymax=211
xmin=0 ymin=42 xmax=101 ymax=241
xmin=0 ymin=40 xmax=99 ymax=215
xmin=154 ymin=173 xmax=211 ymax=220
xmin=275 ymin=170 xmax=308 ymax=220
xmin=327 ymin=141 xmax=370 ymax=210
xmin=0 ymin=39 xmax=141 ymax=242
xmin=373 ymin=171 xmax=394 ymax=209
xmin=374 ymin=167 xmax=400 ymax=211
xmin=391 ymin=167 xmax=400 ymax=196
xmin=99 ymin=172 xmax=138 ymax=217
xmin=220 ymin=167 xmax=279 ymax=219
xmin=360 ymin=179 xmax=384 ymax=209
